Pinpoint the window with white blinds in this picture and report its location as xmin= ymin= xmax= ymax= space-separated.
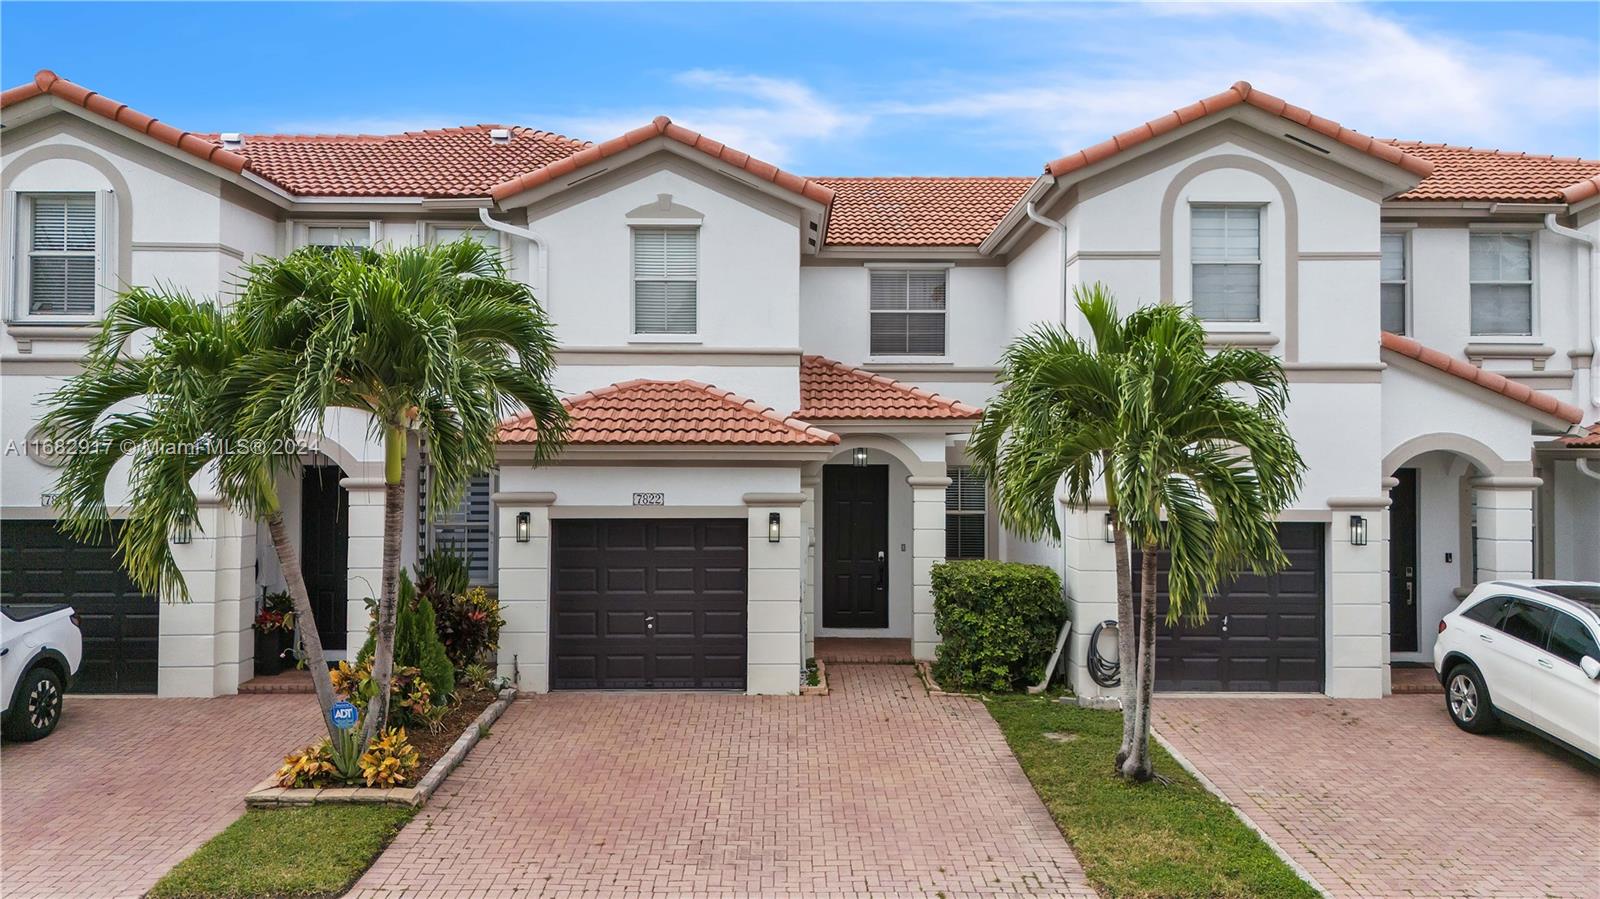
xmin=945 ymin=466 xmax=987 ymax=560
xmin=1381 ymin=232 xmax=1408 ymax=334
xmin=304 ymin=224 xmax=372 ymax=249
xmin=418 ymin=471 xmax=495 ymax=585
xmin=26 ymin=194 xmax=98 ymax=317
xmin=1191 ymin=205 xmax=1261 ymax=322
xmin=632 ymin=228 xmax=697 ymax=334
xmin=1470 ymin=232 xmax=1534 ymax=336
xmin=870 ymin=269 xmax=946 ymax=356
xmin=430 ymin=225 xmax=500 ymax=250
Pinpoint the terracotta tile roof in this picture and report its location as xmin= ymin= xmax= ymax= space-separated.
xmin=796 ymin=355 xmax=982 ymax=420
xmin=1380 ymin=332 xmax=1582 ymax=424
xmin=1381 ymin=141 xmax=1600 ymax=203
xmin=498 ymin=379 xmax=837 ymax=446
xmin=1 ymin=70 xmax=248 ymax=174
xmin=813 ymin=177 xmax=1034 ymax=247
xmin=490 ymin=116 xmax=834 ymax=206
xmin=1558 ymin=422 xmax=1600 ymax=447
xmin=211 ymin=126 xmax=591 ymax=197
xmin=1045 ymin=81 xmax=1434 ymax=182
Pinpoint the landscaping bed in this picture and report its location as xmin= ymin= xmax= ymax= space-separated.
xmin=986 ymin=693 xmax=1318 ymax=899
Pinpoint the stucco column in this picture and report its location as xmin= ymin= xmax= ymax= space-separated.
xmin=1061 ymin=502 xmax=1118 ymax=704
xmin=340 ymin=477 xmax=388 ymax=655
xmin=161 ymin=498 xmax=255 ymax=696
xmin=909 ymin=475 xmax=951 ymax=662
xmin=1327 ymin=498 xmax=1390 ymax=699
xmin=1470 ymin=476 xmax=1540 ymax=582
xmin=745 ymin=493 xmax=805 ymax=695
xmin=493 ymin=491 xmax=554 ymax=692
xmin=800 ymin=472 xmax=819 ymax=663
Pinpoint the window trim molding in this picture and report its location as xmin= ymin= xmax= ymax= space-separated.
xmin=10 ymin=190 xmax=109 ymax=324
xmin=1468 ymin=229 xmax=1539 ymax=339
xmin=1381 ymin=228 xmax=1412 ymax=336
xmin=629 ymin=224 xmax=700 ymax=338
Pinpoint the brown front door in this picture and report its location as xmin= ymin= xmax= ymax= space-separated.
xmin=822 ymin=464 xmax=889 ymax=629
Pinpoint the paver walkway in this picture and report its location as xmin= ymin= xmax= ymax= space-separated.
xmin=351 ymin=664 xmax=1094 ymax=898
xmin=0 ymin=694 xmax=319 ymax=899
xmin=1155 ymin=694 xmax=1600 ymax=899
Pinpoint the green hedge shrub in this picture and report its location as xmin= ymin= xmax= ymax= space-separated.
xmin=931 ymin=560 xmax=1065 ymax=693
xmin=359 ymin=571 xmax=456 ymax=701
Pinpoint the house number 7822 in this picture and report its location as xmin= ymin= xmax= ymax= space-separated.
xmin=632 ymin=492 xmax=665 ymax=506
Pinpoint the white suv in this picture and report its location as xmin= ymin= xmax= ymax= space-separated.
xmin=1434 ymin=580 xmax=1600 ymax=764
xmin=1 ymin=604 xmax=83 ymax=741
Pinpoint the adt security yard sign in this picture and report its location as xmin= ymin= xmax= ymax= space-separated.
xmin=330 ymin=701 xmax=359 ymax=730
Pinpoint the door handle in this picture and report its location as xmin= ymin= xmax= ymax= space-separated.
xmin=1221 ymin=615 xmax=1229 ymax=633
xmin=1479 ymin=633 xmax=1493 ymax=643
xmin=1537 ymin=658 xmax=1554 ymax=669
xmin=876 ymin=550 xmax=886 ymax=588
xmin=645 ymin=615 xmax=655 ymax=631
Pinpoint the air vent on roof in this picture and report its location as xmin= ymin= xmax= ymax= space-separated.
xmin=489 ymin=128 xmax=512 ymax=145
xmin=220 ymin=132 xmax=244 ymax=150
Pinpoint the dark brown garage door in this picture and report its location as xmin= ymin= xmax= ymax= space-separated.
xmin=1 ymin=520 xmax=160 ymax=694
xmin=1136 ymin=522 xmax=1325 ymax=692
xmin=551 ymin=519 xmax=746 ymax=690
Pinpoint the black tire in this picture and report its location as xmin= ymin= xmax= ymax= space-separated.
xmin=4 ymin=666 xmax=65 ymax=742
xmin=1445 ymin=663 xmax=1497 ymax=734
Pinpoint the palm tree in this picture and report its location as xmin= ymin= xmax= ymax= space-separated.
xmin=38 ymin=288 xmax=346 ymax=743
xmin=1111 ymin=307 xmax=1304 ymax=781
xmin=227 ymin=239 xmax=567 ymax=738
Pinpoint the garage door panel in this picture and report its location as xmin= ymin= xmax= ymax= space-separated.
xmin=552 ymin=519 xmax=747 ymax=690
xmin=555 ymin=566 xmax=600 ymax=593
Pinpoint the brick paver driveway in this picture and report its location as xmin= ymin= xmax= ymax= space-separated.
xmin=1155 ymin=694 xmax=1600 ymax=898
xmin=0 ymin=694 xmax=318 ymax=899
xmin=352 ymin=664 xmax=1094 ymax=898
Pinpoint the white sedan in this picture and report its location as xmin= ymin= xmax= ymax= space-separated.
xmin=1434 ymin=580 xmax=1600 ymax=764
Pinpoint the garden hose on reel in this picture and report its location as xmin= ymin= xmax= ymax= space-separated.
xmin=1088 ymin=619 xmax=1122 ymax=688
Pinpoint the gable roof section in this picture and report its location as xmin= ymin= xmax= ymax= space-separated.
xmin=1 ymin=69 xmax=248 ymax=174
xmin=1382 ymin=141 xmax=1600 ymax=203
xmin=815 ymin=177 xmax=1034 ymax=247
xmin=796 ymin=355 xmax=982 ymax=420
xmin=498 ymin=379 xmax=838 ymax=446
xmin=489 ymin=115 xmax=834 ymax=206
xmin=1380 ymin=332 xmax=1582 ymax=424
xmin=1043 ymin=81 xmax=1435 ymax=181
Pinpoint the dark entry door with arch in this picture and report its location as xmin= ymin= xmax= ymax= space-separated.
xmin=822 ymin=464 xmax=889 ymax=629
xmin=301 ymin=466 xmax=349 ymax=651
xmin=1389 ymin=468 xmax=1419 ymax=653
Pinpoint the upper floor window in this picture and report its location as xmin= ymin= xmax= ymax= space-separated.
xmin=870 ymin=269 xmax=946 ymax=356
xmin=1381 ymin=232 xmax=1408 ymax=334
xmin=1191 ymin=205 xmax=1261 ymax=322
xmin=945 ymin=466 xmax=986 ymax=560
xmin=428 ymin=224 xmax=501 ymax=251
xmin=1469 ymin=232 xmax=1533 ymax=336
xmin=17 ymin=193 xmax=100 ymax=319
xmin=304 ymin=224 xmax=372 ymax=250
xmin=632 ymin=227 xmax=697 ymax=335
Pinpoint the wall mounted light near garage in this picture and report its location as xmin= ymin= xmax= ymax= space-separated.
xmin=768 ymin=512 xmax=781 ymax=543
xmin=852 ymin=447 xmax=869 ymax=467
xmin=515 ymin=511 xmax=531 ymax=543
xmin=1349 ymin=514 xmax=1368 ymax=547
xmin=1104 ymin=512 xmax=1116 ymax=544
xmin=172 ymin=522 xmax=192 ymax=545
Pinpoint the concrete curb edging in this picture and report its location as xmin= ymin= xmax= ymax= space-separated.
xmin=1152 ymin=729 xmax=1333 ymax=898
xmin=914 ymin=661 xmax=981 ymax=698
xmin=245 ymin=687 xmax=517 ymax=809
xmin=800 ymin=659 xmax=829 ymax=696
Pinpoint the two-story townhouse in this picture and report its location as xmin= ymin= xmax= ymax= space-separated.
xmin=3 ymin=71 xmax=1595 ymax=703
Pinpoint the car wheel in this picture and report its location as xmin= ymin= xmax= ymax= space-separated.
xmin=4 ymin=666 xmax=64 ymax=742
xmin=1445 ymin=663 xmax=1497 ymax=734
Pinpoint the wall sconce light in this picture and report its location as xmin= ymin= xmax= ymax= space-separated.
xmin=852 ymin=447 xmax=869 ymax=467
xmin=515 ymin=511 xmax=531 ymax=543
xmin=1349 ymin=514 xmax=1368 ymax=546
xmin=172 ymin=522 xmax=192 ymax=545
xmin=1103 ymin=512 xmax=1116 ymax=544
xmin=768 ymin=511 xmax=781 ymax=543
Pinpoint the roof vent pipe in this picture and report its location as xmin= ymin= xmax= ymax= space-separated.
xmin=220 ymin=132 xmax=244 ymax=150
xmin=1544 ymin=213 xmax=1599 ymax=409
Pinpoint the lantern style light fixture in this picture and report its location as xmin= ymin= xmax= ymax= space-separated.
xmin=1103 ymin=512 xmax=1116 ymax=543
xmin=172 ymin=522 xmax=192 ymax=545
xmin=1349 ymin=514 xmax=1368 ymax=547
xmin=515 ymin=511 xmax=532 ymax=543
xmin=768 ymin=511 xmax=782 ymax=543
xmin=852 ymin=447 xmax=869 ymax=467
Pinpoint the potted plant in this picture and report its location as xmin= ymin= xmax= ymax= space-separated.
xmin=253 ymin=590 xmax=296 ymax=677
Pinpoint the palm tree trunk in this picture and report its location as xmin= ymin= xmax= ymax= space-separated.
xmin=1121 ymin=542 xmax=1160 ymax=782
xmin=1111 ymin=515 xmax=1137 ymax=770
xmin=363 ymin=424 xmax=407 ymax=740
xmin=264 ymin=505 xmax=342 ymax=745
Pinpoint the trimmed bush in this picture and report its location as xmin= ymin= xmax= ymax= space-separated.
xmin=931 ymin=560 xmax=1065 ymax=693
xmin=359 ymin=571 xmax=456 ymax=702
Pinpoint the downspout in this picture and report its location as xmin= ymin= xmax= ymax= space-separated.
xmin=479 ymin=207 xmax=548 ymax=300
xmin=1024 ymin=201 xmax=1069 ymax=325
xmin=1543 ymin=213 xmax=1598 ymax=409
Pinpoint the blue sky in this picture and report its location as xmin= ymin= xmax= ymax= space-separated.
xmin=4 ymin=2 xmax=1596 ymax=176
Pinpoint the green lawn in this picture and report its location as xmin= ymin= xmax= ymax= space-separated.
xmin=148 ymin=805 xmax=416 ymax=899
xmin=985 ymin=694 xmax=1318 ymax=899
